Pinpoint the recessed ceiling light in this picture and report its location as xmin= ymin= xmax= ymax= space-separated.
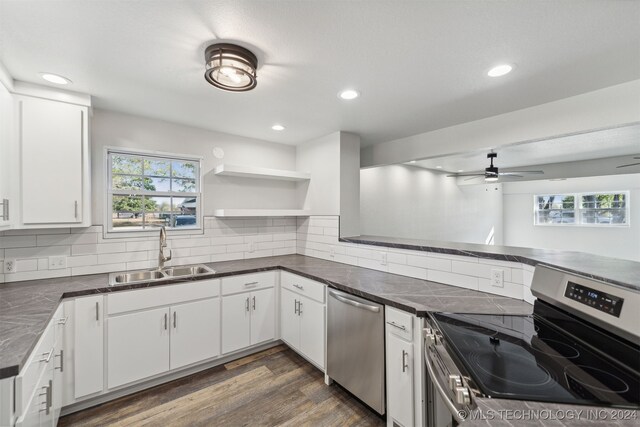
xmin=40 ymin=73 xmax=71 ymax=85
xmin=409 ymin=160 xmax=416 ymax=164
xmin=487 ymin=64 xmax=513 ymax=77
xmin=338 ymin=89 xmax=359 ymax=100
xmin=457 ymin=169 xmax=464 ymax=173
xmin=436 ymin=166 xmax=442 ymax=169
xmin=271 ymin=124 xmax=285 ymax=131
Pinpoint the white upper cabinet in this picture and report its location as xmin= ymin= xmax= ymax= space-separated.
xmin=0 ymin=81 xmax=14 ymax=229
xmin=17 ymin=95 xmax=90 ymax=226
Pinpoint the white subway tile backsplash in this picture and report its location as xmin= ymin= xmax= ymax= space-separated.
xmin=428 ymin=270 xmax=479 ymax=290
xmin=451 ymin=260 xmax=493 ymax=279
xmin=125 ymin=241 xmax=159 ymax=252
xmin=273 ymin=232 xmax=296 ymax=241
xmin=5 ymin=269 xmax=70 ymax=282
xmin=71 ymin=263 xmax=125 ymax=276
xmin=6 ymin=245 xmax=71 ymax=258
xmin=98 ymin=251 xmax=147 ymax=265
xmin=1 ymin=228 xmax=70 ymax=236
xmin=406 ymin=254 xmax=429 ymax=269
xmin=210 ymin=236 xmax=244 ymax=245
xmin=72 ymin=244 xmax=98 ymax=255
xmin=37 ymin=233 xmax=97 ymax=246
xmin=16 ymin=259 xmax=38 ymax=272
xmin=511 ymin=269 xmax=524 ymax=285
xmin=0 ymin=236 xmax=37 ymax=249
xmin=67 ymin=255 xmax=98 ymax=268
xmin=478 ymin=278 xmax=524 ymax=299
xmin=388 ymin=263 xmax=427 ymax=280
xmin=96 ymin=242 xmax=127 ymax=254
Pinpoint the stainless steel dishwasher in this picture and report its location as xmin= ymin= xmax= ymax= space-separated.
xmin=327 ymin=288 xmax=385 ymax=415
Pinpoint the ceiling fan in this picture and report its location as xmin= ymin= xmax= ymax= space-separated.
xmin=616 ymin=156 xmax=640 ymax=169
xmin=447 ymin=152 xmax=544 ymax=182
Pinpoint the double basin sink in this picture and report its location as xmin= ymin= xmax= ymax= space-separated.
xmin=108 ymin=264 xmax=215 ymax=286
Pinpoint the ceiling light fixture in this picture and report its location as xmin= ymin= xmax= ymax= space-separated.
xmin=409 ymin=160 xmax=416 ymax=164
xmin=204 ymin=43 xmax=258 ymax=92
xmin=40 ymin=73 xmax=71 ymax=85
xmin=271 ymin=124 xmax=285 ymax=131
xmin=338 ymin=89 xmax=359 ymax=100
xmin=487 ymin=64 xmax=513 ymax=77
xmin=435 ymin=166 xmax=442 ymax=169
xmin=457 ymin=169 xmax=464 ymax=173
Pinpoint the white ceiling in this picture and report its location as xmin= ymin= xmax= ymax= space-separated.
xmin=408 ymin=124 xmax=640 ymax=173
xmin=1 ymin=1 xmax=639 ymax=147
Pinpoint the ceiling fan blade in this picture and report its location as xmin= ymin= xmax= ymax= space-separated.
xmin=616 ymin=162 xmax=640 ymax=168
xmin=499 ymin=174 xmax=523 ymax=178
xmin=446 ymin=173 xmax=484 ymax=177
xmin=464 ymin=176 xmax=483 ymax=181
xmin=499 ymin=170 xmax=544 ymax=175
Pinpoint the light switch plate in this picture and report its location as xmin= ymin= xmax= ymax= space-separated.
xmin=329 ymin=246 xmax=335 ymax=258
xmin=49 ymin=256 xmax=67 ymax=270
xmin=3 ymin=259 xmax=16 ymax=274
xmin=491 ymin=269 xmax=504 ymax=288
xmin=379 ymin=252 xmax=387 ymax=266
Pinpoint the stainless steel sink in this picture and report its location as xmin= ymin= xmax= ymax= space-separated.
xmin=163 ymin=265 xmax=215 ymax=277
xmin=108 ymin=264 xmax=215 ymax=286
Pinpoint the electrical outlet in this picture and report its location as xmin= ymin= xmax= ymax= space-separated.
xmin=3 ymin=259 xmax=17 ymax=274
xmin=247 ymin=241 xmax=255 ymax=253
xmin=48 ymin=256 xmax=67 ymax=270
xmin=379 ymin=252 xmax=387 ymax=266
xmin=491 ymin=269 xmax=504 ymax=288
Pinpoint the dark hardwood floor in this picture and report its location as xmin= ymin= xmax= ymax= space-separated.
xmin=59 ymin=345 xmax=386 ymax=426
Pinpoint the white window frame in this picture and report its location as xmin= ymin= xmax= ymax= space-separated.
xmin=533 ymin=191 xmax=630 ymax=227
xmin=104 ymin=147 xmax=204 ymax=238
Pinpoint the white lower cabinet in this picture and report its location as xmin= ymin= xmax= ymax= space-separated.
xmin=279 ymin=274 xmax=326 ymax=370
xmin=170 ymin=298 xmax=220 ymax=370
xmin=387 ymin=333 xmax=414 ymax=427
xmin=108 ymin=307 xmax=171 ymax=389
xmin=73 ymin=296 xmax=104 ymax=399
xmin=221 ymin=288 xmax=275 ymax=354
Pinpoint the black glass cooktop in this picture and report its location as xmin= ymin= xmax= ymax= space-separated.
xmin=432 ymin=302 xmax=640 ymax=408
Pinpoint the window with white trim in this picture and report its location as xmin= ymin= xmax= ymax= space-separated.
xmin=107 ymin=149 xmax=201 ymax=233
xmin=534 ymin=192 xmax=629 ymax=226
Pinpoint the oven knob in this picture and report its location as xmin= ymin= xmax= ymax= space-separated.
xmin=448 ymin=375 xmax=463 ymax=390
xmin=455 ymin=387 xmax=471 ymax=405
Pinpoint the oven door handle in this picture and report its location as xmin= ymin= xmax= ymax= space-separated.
xmin=424 ymin=343 xmax=467 ymax=424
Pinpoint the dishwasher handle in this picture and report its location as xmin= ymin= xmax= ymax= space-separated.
xmin=328 ymin=290 xmax=380 ymax=313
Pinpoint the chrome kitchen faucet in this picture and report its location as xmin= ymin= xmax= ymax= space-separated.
xmin=158 ymin=226 xmax=172 ymax=269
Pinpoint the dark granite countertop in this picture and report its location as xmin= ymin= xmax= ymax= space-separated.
xmin=0 ymin=254 xmax=532 ymax=379
xmin=341 ymin=235 xmax=640 ymax=291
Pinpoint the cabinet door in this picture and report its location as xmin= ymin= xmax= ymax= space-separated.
xmin=299 ymin=295 xmax=325 ymax=369
xmin=250 ymin=288 xmax=275 ymax=346
xmin=280 ymin=288 xmax=300 ymax=349
xmin=19 ymin=96 xmax=85 ymax=224
xmin=74 ymin=296 xmax=103 ymax=399
xmin=170 ymin=298 xmax=220 ymax=370
xmin=387 ymin=333 xmax=414 ymax=427
xmin=51 ymin=305 xmax=65 ymax=425
xmin=107 ymin=308 xmax=170 ymax=389
xmin=15 ymin=370 xmax=51 ymax=427
xmin=221 ymin=293 xmax=251 ymax=354
xmin=0 ymin=82 xmax=13 ymax=229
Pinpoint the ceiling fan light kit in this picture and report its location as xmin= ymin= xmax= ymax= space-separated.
xmin=204 ymin=43 xmax=258 ymax=92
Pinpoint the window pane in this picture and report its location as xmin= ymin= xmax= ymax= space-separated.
xmin=112 ymin=155 xmax=142 ymax=175
xmin=582 ymin=209 xmax=627 ymax=224
xmin=144 ymin=176 xmax=171 ymax=192
xmin=172 ymin=178 xmax=196 ymax=192
xmin=172 ymin=197 xmax=197 ymax=228
xmin=172 ymin=161 xmax=197 ymax=179
xmin=112 ymin=175 xmax=145 ymax=190
xmin=581 ymin=193 xmax=626 ymax=209
xmin=144 ymin=158 xmax=171 ymax=177
xmin=112 ymin=195 xmax=143 ymax=228
xmin=536 ymin=210 xmax=575 ymax=224
xmin=536 ymin=195 xmax=574 ymax=210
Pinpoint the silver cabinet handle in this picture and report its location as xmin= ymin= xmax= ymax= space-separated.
xmin=38 ymin=382 xmax=51 ymax=414
xmin=39 ymin=349 xmax=53 ymax=363
xmin=57 ymin=316 xmax=69 ymax=325
xmin=164 ymin=313 xmax=168 ymax=330
xmin=298 ymin=301 xmax=303 ymax=315
xmin=293 ymin=284 xmax=304 ymax=290
xmin=329 ymin=289 xmax=380 ymax=313
xmin=74 ymin=200 xmax=78 ymax=219
xmin=173 ymin=311 xmax=177 ymax=328
xmin=294 ymin=299 xmax=299 ymax=315
xmin=245 ymin=297 xmax=250 ymax=312
xmin=0 ymin=199 xmax=8 ymax=221
xmin=55 ymin=350 xmax=64 ymax=372
xmin=387 ymin=321 xmax=407 ymax=331
xmin=252 ymin=296 xmax=256 ymax=311
xmin=95 ymin=302 xmax=99 ymax=321
xmin=244 ymin=281 xmax=258 ymax=287
xmin=402 ymin=350 xmax=408 ymax=373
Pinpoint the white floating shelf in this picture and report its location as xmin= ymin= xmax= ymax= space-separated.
xmin=213 ymin=209 xmax=311 ymax=217
xmin=213 ymin=164 xmax=310 ymax=181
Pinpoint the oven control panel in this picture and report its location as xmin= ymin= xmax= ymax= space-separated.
xmin=564 ymin=281 xmax=624 ymax=318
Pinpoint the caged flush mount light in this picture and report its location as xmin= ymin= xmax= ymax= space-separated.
xmin=204 ymin=43 xmax=258 ymax=92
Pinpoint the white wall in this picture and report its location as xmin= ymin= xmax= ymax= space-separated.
xmin=361 ymin=80 xmax=640 ymax=167
xmin=360 ymin=165 xmax=503 ymax=244
xmin=503 ymin=174 xmax=640 ymax=261
xmin=339 ymin=132 xmax=361 ymax=237
xmin=91 ymin=109 xmax=299 ymax=224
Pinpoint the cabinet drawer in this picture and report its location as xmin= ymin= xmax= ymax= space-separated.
xmin=281 ymin=271 xmax=325 ymax=303
xmin=385 ymin=306 xmax=413 ymax=341
xmin=221 ymin=271 xmax=275 ymax=295
xmin=15 ymin=309 xmax=58 ymax=415
xmin=107 ymin=279 xmax=220 ymax=315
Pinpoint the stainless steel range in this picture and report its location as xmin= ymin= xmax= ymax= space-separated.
xmin=424 ymin=265 xmax=640 ymax=426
